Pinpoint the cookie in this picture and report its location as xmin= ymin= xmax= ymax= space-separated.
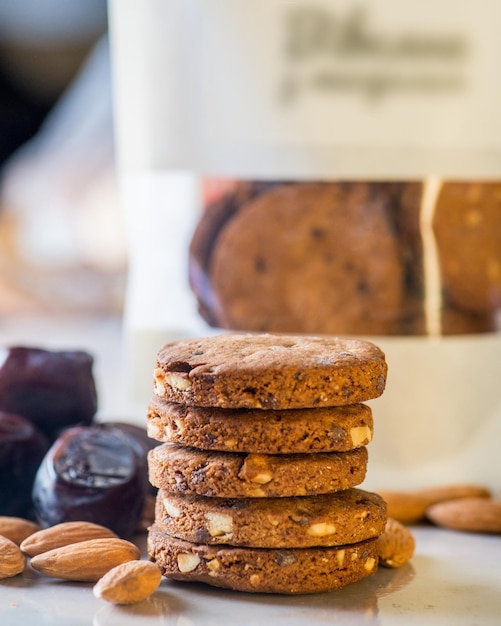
xmin=154 ymin=488 xmax=387 ymax=548
xmin=190 ymin=181 xmax=285 ymax=326
xmin=433 ymin=182 xmax=501 ymax=315
xmin=153 ymin=333 xmax=387 ymax=410
xmin=147 ymin=396 xmax=373 ymax=453
xmin=190 ymin=182 xmax=404 ymax=335
xmin=148 ymin=528 xmax=378 ymax=594
xmin=392 ymin=181 xmax=498 ymax=334
xmin=439 ymin=308 xmax=496 ymax=334
xmin=386 ymin=182 xmax=428 ymax=333
xmin=148 ymin=444 xmax=368 ymax=498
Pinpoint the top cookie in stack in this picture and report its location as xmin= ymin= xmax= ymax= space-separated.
xmin=151 ymin=333 xmax=386 ymax=410
xmin=147 ymin=333 xmax=388 ymax=594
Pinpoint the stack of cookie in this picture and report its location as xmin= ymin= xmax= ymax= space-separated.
xmin=146 ymin=333 xmax=388 ymax=594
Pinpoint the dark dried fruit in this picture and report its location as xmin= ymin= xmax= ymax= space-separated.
xmin=0 ymin=412 xmax=49 ymax=518
xmin=32 ymin=425 xmax=146 ymax=538
xmin=0 ymin=346 xmax=97 ymax=441
xmin=106 ymin=422 xmax=159 ymax=495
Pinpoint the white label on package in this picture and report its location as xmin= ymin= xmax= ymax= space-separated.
xmin=109 ymin=0 xmax=501 ymax=178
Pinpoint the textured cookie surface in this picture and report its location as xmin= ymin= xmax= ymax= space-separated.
xmin=153 ymin=333 xmax=387 ymax=409
xmin=148 ymin=528 xmax=378 ymax=594
xmin=147 ymin=397 xmax=373 ymax=453
xmin=148 ymin=444 xmax=368 ymax=498
xmin=155 ymin=488 xmax=387 ymax=548
xmin=190 ymin=182 xmax=403 ymax=335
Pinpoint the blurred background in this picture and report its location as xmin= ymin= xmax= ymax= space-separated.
xmin=0 ymin=0 xmax=126 ymax=316
xmin=1 ymin=0 xmax=501 ymax=486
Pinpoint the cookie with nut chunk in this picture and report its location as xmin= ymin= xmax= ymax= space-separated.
xmin=155 ymin=488 xmax=386 ymax=548
xmin=148 ymin=527 xmax=378 ymax=594
xmin=147 ymin=396 xmax=373 ymax=454
xmin=148 ymin=443 xmax=368 ymax=498
xmin=153 ymin=333 xmax=387 ymax=410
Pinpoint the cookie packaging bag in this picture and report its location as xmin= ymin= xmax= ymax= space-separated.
xmin=108 ymin=0 xmax=501 ymax=491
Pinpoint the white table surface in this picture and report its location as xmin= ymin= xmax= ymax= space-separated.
xmin=0 ymin=315 xmax=500 ymax=625
xmin=1 ymin=526 xmax=500 ymax=626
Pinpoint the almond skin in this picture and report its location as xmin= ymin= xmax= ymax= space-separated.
xmin=378 ymin=491 xmax=430 ymax=524
xmin=93 ymin=560 xmax=162 ymax=604
xmin=20 ymin=521 xmax=118 ymax=557
xmin=377 ymin=517 xmax=416 ymax=568
xmin=30 ymin=537 xmax=140 ymax=581
xmin=0 ymin=517 xmax=41 ymax=546
xmin=0 ymin=535 xmax=26 ymax=579
xmin=379 ymin=484 xmax=492 ymax=525
xmin=415 ymin=484 xmax=492 ymax=507
xmin=426 ymin=497 xmax=501 ymax=534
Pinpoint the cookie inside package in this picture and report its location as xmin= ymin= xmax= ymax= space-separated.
xmin=109 ymin=1 xmax=501 ymax=493
xmin=189 ymin=178 xmax=501 ymax=493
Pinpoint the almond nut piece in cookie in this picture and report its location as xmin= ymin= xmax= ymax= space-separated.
xmin=164 ymin=372 xmax=192 ymax=391
xmin=239 ymin=454 xmax=273 ymax=485
xmin=206 ymin=512 xmax=233 ymax=538
xmin=93 ymin=560 xmax=162 ymax=604
xmin=377 ymin=517 xmax=416 ymax=568
xmin=177 ymin=552 xmax=200 ymax=573
xmin=306 ymin=522 xmax=337 ymax=537
xmin=153 ymin=368 xmax=166 ymax=396
xmin=30 ymin=537 xmax=140 ymax=581
xmin=426 ymin=497 xmax=501 ymax=534
xmin=0 ymin=535 xmax=26 ymax=579
xmin=163 ymin=498 xmax=181 ymax=518
xmin=20 ymin=521 xmax=118 ymax=557
xmin=0 ymin=517 xmax=41 ymax=546
xmin=350 ymin=425 xmax=372 ymax=447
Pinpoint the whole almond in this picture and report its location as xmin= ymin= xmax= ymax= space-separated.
xmin=21 ymin=521 xmax=118 ymax=557
xmin=378 ymin=491 xmax=430 ymax=524
xmin=378 ymin=484 xmax=493 ymax=525
xmin=415 ymin=484 xmax=491 ymax=507
xmin=426 ymin=497 xmax=501 ymax=534
xmin=0 ymin=517 xmax=41 ymax=546
xmin=377 ymin=517 xmax=416 ymax=568
xmin=30 ymin=537 xmax=140 ymax=581
xmin=0 ymin=535 xmax=26 ymax=579
xmin=93 ymin=560 xmax=162 ymax=604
